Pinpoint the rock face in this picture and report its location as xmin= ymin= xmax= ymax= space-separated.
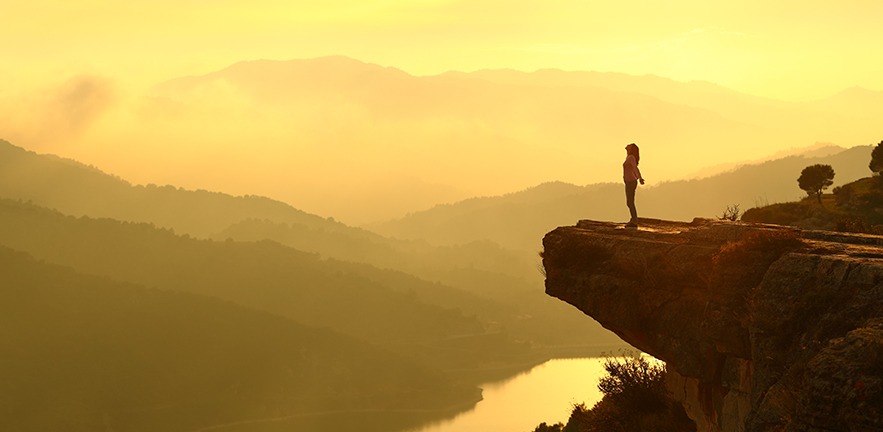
xmin=542 ymin=219 xmax=883 ymax=432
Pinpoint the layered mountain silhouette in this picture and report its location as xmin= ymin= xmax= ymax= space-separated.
xmin=0 ymin=198 xmax=534 ymax=367
xmin=371 ymin=145 xmax=874 ymax=252
xmin=1 ymin=140 xmax=622 ymax=431
xmin=135 ymin=56 xmax=883 ymax=223
xmin=0 ymin=139 xmax=350 ymax=238
xmin=0 ymin=244 xmax=476 ymax=431
xmin=5 ymin=54 xmax=881 ymax=431
xmin=0 ymin=140 xmax=619 ymax=353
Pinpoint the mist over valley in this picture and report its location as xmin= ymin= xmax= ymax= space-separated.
xmin=3 ymin=21 xmax=883 ymax=428
xmin=3 ymin=56 xmax=881 ymax=224
xmin=1 ymin=126 xmax=879 ymax=429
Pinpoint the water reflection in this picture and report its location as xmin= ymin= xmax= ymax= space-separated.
xmin=409 ymin=358 xmax=608 ymax=432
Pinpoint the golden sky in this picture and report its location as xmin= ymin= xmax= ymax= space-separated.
xmin=4 ymin=0 xmax=883 ymax=100
xmin=3 ymin=0 xmax=883 ymax=223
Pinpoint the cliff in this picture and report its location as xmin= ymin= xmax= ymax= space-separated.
xmin=542 ymin=219 xmax=883 ymax=432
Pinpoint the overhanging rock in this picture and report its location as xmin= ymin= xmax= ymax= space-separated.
xmin=542 ymin=219 xmax=883 ymax=432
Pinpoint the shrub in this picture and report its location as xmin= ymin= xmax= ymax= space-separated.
xmin=597 ymin=354 xmax=668 ymax=412
xmin=532 ymin=352 xmax=695 ymax=432
xmin=741 ymin=202 xmax=806 ymax=226
xmin=567 ymin=400 xmax=624 ymax=432
xmin=835 ymin=217 xmax=868 ymax=233
xmin=533 ymin=422 xmax=564 ymax=432
xmin=833 ymin=185 xmax=856 ymax=209
xmin=719 ymin=204 xmax=741 ymax=221
xmin=869 ymin=139 xmax=883 ymax=175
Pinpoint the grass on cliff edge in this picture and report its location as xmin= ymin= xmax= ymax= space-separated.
xmin=742 ymin=176 xmax=883 ymax=233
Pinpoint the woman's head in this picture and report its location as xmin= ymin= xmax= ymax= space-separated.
xmin=625 ymin=143 xmax=640 ymax=164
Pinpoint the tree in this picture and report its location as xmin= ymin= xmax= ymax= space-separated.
xmin=597 ymin=354 xmax=668 ymax=412
xmin=719 ymin=204 xmax=741 ymax=221
xmin=539 ymin=352 xmax=696 ymax=432
xmin=532 ymin=422 xmax=563 ymax=432
xmin=798 ymin=164 xmax=835 ymax=204
xmin=870 ymin=140 xmax=883 ymax=175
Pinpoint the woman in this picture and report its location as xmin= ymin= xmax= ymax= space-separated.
xmin=623 ymin=143 xmax=645 ymax=227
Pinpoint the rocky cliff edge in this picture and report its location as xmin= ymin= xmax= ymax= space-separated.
xmin=542 ymin=219 xmax=882 ymax=432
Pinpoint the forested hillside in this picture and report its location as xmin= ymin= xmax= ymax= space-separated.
xmin=0 ymin=139 xmax=623 ymax=356
xmin=0 ymin=246 xmax=475 ymax=431
xmin=0 ymin=139 xmax=350 ymax=238
xmin=0 ymin=199 xmax=540 ymax=372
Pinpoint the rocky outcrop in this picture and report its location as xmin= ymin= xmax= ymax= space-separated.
xmin=542 ymin=219 xmax=883 ymax=432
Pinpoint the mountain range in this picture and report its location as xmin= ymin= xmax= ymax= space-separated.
xmin=0 ymin=243 xmax=475 ymax=432
xmin=1 ymin=134 xmax=877 ymax=430
xmin=17 ymin=55 xmax=879 ymax=224
xmin=371 ymin=145 xmax=874 ymax=253
xmin=0 ymin=138 xmax=628 ymax=430
xmin=2 ymin=53 xmax=880 ymax=429
xmin=0 ymin=139 xmax=613 ymax=349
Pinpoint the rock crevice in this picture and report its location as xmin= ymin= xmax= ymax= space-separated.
xmin=542 ymin=219 xmax=882 ymax=432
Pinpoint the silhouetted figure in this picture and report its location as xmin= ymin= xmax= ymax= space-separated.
xmin=623 ymin=143 xmax=645 ymax=227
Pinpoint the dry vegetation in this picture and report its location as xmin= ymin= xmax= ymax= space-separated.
xmin=532 ymin=354 xmax=695 ymax=432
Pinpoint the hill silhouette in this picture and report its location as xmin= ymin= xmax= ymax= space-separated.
xmin=0 ymin=139 xmax=624 ymax=357
xmin=0 ymin=139 xmax=357 ymax=238
xmin=210 ymin=217 xmax=619 ymax=353
xmin=133 ymin=56 xmax=883 ymax=223
xmin=0 ymin=246 xmax=475 ymax=431
xmin=0 ymin=198 xmax=543 ymax=374
xmin=743 ymin=176 xmax=883 ymax=231
xmin=371 ymin=145 xmax=873 ymax=252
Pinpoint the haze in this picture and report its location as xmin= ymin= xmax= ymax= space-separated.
xmin=4 ymin=2 xmax=883 ymax=430
xmin=3 ymin=0 xmax=883 ymax=223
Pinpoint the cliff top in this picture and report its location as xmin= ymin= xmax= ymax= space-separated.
xmin=569 ymin=217 xmax=883 ymax=258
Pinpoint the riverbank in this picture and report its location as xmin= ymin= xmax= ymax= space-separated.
xmin=410 ymin=357 xmax=617 ymax=432
xmin=186 ymin=401 xmax=485 ymax=432
xmin=181 ymin=346 xmax=628 ymax=432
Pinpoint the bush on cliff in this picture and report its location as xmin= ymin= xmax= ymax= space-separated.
xmin=597 ymin=354 xmax=668 ymax=412
xmin=532 ymin=354 xmax=695 ymax=432
xmin=742 ymin=176 xmax=883 ymax=233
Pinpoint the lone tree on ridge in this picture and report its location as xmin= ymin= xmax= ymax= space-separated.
xmin=798 ymin=164 xmax=835 ymax=204
xmin=869 ymin=140 xmax=883 ymax=175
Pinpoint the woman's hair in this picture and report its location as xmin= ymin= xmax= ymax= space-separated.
xmin=626 ymin=143 xmax=640 ymax=165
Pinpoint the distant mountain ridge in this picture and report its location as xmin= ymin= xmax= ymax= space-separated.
xmin=3 ymin=140 xmax=610 ymax=429
xmin=0 ymin=138 xmax=623 ymax=366
xmin=0 ymin=198 xmax=527 ymax=371
xmin=809 ymin=86 xmax=883 ymax=117
xmin=0 ymin=139 xmax=362 ymax=238
xmin=0 ymin=138 xmax=537 ymax=285
xmin=371 ymin=145 xmax=875 ymax=252
xmin=136 ymin=55 xmax=883 ymax=223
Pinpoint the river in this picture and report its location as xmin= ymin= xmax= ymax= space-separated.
xmin=183 ymin=357 xmax=612 ymax=432
xmin=407 ymin=357 xmax=608 ymax=432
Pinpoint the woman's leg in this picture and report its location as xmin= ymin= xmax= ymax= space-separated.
xmin=625 ymin=181 xmax=638 ymax=221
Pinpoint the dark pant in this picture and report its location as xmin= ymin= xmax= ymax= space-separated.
xmin=625 ymin=180 xmax=638 ymax=221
